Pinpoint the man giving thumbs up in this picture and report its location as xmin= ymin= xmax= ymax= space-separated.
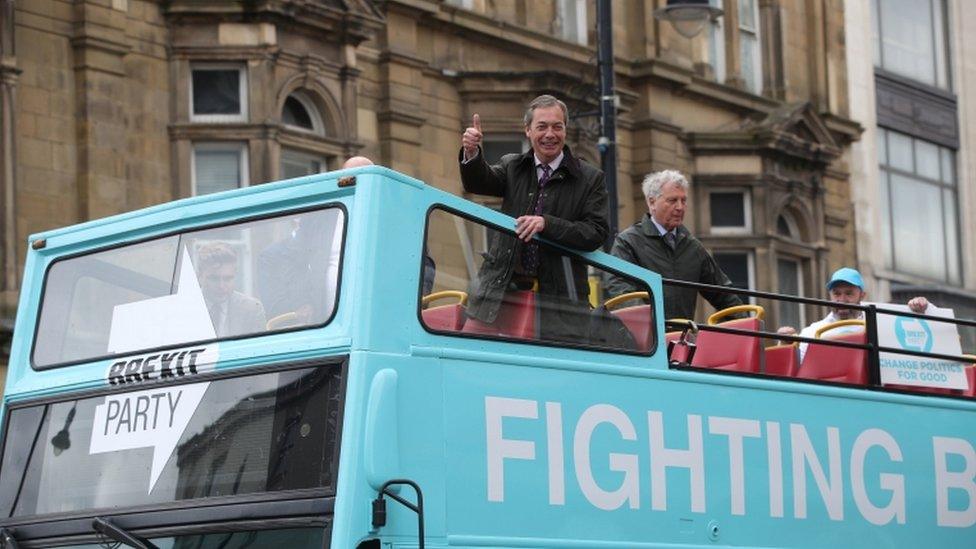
xmin=457 ymin=94 xmax=609 ymax=339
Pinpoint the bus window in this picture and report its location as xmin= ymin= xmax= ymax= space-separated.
xmin=33 ymin=207 xmax=345 ymax=368
xmin=421 ymin=207 xmax=655 ymax=354
xmin=0 ymin=365 xmax=342 ymax=517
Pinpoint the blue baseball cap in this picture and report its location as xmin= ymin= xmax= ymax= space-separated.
xmin=826 ymin=267 xmax=864 ymax=290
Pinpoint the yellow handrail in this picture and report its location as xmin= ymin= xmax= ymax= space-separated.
xmin=604 ymin=291 xmax=650 ymax=311
xmin=814 ymin=319 xmax=866 ymax=339
xmin=421 ymin=290 xmax=468 ymax=308
xmin=707 ymin=304 xmax=765 ymax=325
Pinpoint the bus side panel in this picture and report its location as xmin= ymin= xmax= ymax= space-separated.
xmin=332 ymin=351 xmax=450 ymax=548
xmin=441 ymin=359 xmax=976 ymax=548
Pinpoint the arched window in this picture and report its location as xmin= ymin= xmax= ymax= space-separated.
xmin=279 ymin=90 xmax=330 ymax=179
xmin=281 ymin=91 xmax=324 ymax=135
xmin=776 ymin=213 xmax=801 ymax=240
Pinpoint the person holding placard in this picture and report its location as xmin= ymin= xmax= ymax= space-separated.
xmin=777 ymin=267 xmax=930 ymax=361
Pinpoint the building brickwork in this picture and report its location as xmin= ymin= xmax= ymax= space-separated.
xmin=1 ymin=0 xmax=861 ymax=370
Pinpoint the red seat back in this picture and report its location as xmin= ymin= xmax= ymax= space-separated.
xmin=764 ymin=344 xmax=799 ymax=377
xmin=611 ymin=305 xmax=653 ymax=351
xmin=966 ymin=366 xmax=976 ymax=398
xmin=422 ymin=303 xmax=466 ymax=332
xmin=462 ymin=291 xmax=536 ymax=339
xmin=797 ymin=331 xmax=868 ymax=384
xmin=690 ymin=317 xmax=763 ymax=373
xmin=664 ymin=330 xmax=692 ymax=363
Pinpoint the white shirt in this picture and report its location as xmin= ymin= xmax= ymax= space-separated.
xmin=462 ymin=148 xmax=564 ymax=183
xmin=650 ymin=217 xmax=678 ymax=246
xmin=798 ymin=310 xmax=865 ymax=362
xmin=534 ymin=152 xmax=563 ymax=179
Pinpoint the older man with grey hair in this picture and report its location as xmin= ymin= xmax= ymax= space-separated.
xmin=606 ymin=169 xmax=741 ymax=321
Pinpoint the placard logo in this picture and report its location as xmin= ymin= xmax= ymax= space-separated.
xmin=894 ymin=316 xmax=933 ymax=353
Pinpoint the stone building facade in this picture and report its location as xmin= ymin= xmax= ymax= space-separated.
xmin=1 ymin=0 xmax=860 ymax=369
xmin=846 ymin=0 xmax=976 ymax=348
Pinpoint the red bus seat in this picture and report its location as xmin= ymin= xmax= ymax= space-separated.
xmin=610 ymin=305 xmax=653 ymax=352
xmin=422 ymin=304 xmax=466 ymax=331
xmin=462 ymin=290 xmax=535 ymax=340
xmin=689 ymin=306 xmax=766 ymax=374
xmin=797 ymin=320 xmax=867 ymax=385
xmin=421 ymin=290 xmax=468 ymax=332
xmin=764 ymin=344 xmax=799 ymax=377
xmin=665 ymin=330 xmax=692 ymax=363
xmin=967 ymin=366 xmax=976 ymax=397
xmin=691 ymin=317 xmax=763 ymax=373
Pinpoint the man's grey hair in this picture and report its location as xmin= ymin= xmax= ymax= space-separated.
xmin=523 ymin=94 xmax=569 ymax=127
xmin=642 ymin=169 xmax=690 ymax=200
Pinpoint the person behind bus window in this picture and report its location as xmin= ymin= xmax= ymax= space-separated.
xmin=196 ymin=242 xmax=266 ymax=337
xmin=777 ymin=267 xmax=931 ymax=361
xmin=459 ymin=94 xmax=609 ymax=341
xmin=258 ymin=211 xmax=341 ymax=328
xmin=605 ymin=170 xmax=741 ymax=321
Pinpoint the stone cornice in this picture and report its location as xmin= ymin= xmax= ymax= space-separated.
xmin=163 ymin=0 xmax=384 ymax=45
xmin=376 ymin=109 xmax=426 ymax=128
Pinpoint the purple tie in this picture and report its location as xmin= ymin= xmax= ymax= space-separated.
xmin=521 ymin=164 xmax=552 ymax=274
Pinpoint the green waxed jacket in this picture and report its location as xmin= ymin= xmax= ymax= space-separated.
xmin=459 ymin=145 xmax=609 ymax=330
xmin=606 ymin=214 xmax=742 ymax=321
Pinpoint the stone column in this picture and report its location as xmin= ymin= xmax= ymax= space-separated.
xmin=71 ymin=0 xmax=131 ymax=221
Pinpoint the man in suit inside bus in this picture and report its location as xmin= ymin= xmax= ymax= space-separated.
xmin=197 ymin=242 xmax=266 ymax=338
xmin=459 ymin=94 xmax=609 ymax=342
xmin=777 ymin=267 xmax=931 ymax=361
xmin=605 ymin=169 xmax=742 ymax=321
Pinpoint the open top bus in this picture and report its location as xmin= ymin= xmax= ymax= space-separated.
xmin=0 ymin=166 xmax=973 ymax=548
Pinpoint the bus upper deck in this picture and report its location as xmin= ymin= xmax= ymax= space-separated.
xmin=0 ymin=166 xmax=972 ymax=548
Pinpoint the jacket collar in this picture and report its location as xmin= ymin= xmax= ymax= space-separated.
xmin=639 ymin=213 xmax=689 ymax=240
xmin=518 ymin=145 xmax=582 ymax=179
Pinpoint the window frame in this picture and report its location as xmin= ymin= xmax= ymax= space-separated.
xmin=281 ymin=91 xmax=325 ymax=135
xmin=708 ymin=0 xmax=727 ymax=84
xmin=30 ymin=204 xmax=348 ymax=371
xmin=556 ymin=0 xmax=588 ymax=45
xmin=775 ymin=255 xmax=805 ymax=329
xmin=418 ymin=205 xmax=657 ymax=357
xmin=708 ymin=189 xmax=752 ymax=235
xmin=871 ymin=0 xmax=951 ymax=91
xmin=712 ymin=249 xmax=756 ymax=305
xmin=481 ymin=136 xmax=530 ymax=165
xmin=280 ymin=148 xmax=331 ymax=180
xmin=877 ymin=127 xmax=960 ymax=284
xmin=737 ymin=0 xmax=762 ymax=94
xmin=0 ymin=358 xmax=344 ymax=541
xmin=189 ymin=63 xmax=249 ymax=123
xmin=191 ymin=141 xmax=250 ymax=196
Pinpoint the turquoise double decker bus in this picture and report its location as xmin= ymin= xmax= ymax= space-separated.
xmin=0 ymin=166 xmax=973 ymax=547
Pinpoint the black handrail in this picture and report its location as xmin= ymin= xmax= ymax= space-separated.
xmin=663 ymin=277 xmax=976 ymax=330
xmin=662 ymin=280 xmax=976 ymax=391
xmin=372 ymin=479 xmax=425 ymax=549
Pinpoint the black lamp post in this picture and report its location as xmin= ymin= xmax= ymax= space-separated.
xmin=597 ymin=0 xmax=722 ymax=248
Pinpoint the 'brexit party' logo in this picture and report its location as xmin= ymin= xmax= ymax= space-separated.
xmin=894 ymin=316 xmax=933 ymax=352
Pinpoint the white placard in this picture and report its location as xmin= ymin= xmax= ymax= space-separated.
xmin=870 ymin=303 xmax=968 ymax=390
xmin=89 ymin=382 xmax=210 ymax=492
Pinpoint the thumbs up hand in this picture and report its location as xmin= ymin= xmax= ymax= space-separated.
xmin=462 ymin=114 xmax=483 ymax=161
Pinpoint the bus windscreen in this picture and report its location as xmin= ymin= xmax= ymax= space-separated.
xmin=33 ymin=207 xmax=345 ymax=368
xmin=0 ymin=364 xmax=343 ymax=518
